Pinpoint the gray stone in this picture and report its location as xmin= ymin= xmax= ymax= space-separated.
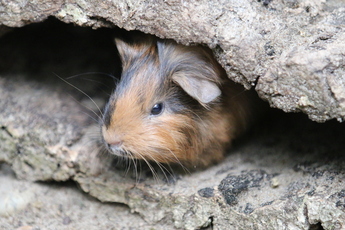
xmin=1 ymin=1 xmax=345 ymax=229
xmin=1 ymin=0 xmax=345 ymax=121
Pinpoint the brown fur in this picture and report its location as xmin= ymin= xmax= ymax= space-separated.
xmin=101 ymin=35 xmax=253 ymax=168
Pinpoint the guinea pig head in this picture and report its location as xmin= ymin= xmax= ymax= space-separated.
xmin=101 ymin=38 xmax=233 ymax=167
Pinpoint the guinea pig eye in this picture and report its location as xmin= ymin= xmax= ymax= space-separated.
xmin=150 ymin=102 xmax=164 ymax=115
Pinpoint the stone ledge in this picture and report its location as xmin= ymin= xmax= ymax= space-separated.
xmin=0 ymin=0 xmax=345 ymax=121
xmin=1 ymin=5 xmax=345 ymax=230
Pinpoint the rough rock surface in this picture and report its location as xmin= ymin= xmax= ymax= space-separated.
xmin=0 ymin=164 xmax=161 ymax=230
xmin=1 ymin=0 xmax=345 ymax=122
xmin=1 ymin=1 xmax=345 ymax=230
xmin=1 ymin=20 xmax=345 ymax=229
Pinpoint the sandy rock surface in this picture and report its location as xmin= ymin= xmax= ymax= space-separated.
xmin=0 ymin=164 xmax=164 ymax=230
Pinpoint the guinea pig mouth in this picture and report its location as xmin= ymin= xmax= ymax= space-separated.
xmin=105 ymin=143 xmax=128 ymax=157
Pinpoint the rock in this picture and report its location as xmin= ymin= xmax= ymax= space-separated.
xmin=0 ymin=0 xmax=345 ymax=121
xmin=0 ymin=164 xmax=159 ymax=230
xmin=1 ymin=1 xmax=345 ymax=229
xmin=0 ymin=164 xmax=35 ymax=216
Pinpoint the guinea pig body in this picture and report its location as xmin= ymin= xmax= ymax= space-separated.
xmin=101 ymin=36 xmax=252 ymax=168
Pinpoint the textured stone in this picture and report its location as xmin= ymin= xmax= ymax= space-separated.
xmin=0 ymin=0 xmax=345 ymax=121
xmin=1 ymin=1 xmax=345 ymax=229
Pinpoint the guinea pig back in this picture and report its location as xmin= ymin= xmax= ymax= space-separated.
xmin=101 ymin=36 xmax=253 ymax=168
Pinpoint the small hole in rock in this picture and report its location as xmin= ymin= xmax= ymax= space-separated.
xmin=200 ymin=216 xmax=214 ymax=230
xmin=309 ymin=222 xmax=324 ymax=230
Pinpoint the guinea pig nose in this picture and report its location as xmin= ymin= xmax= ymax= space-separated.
xmin=102 ymin=128 xmax=123 ymax=149
xmin=107 ymin=140 xmax=123 ymax=148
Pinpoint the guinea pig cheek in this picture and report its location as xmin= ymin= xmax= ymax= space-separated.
xmin=142 ymin=113 xmax=198 ymax=164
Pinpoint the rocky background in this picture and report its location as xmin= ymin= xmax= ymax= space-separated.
xmin=0 ymin=0 xmax=345 ymax=229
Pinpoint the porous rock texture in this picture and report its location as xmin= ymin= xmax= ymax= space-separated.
xmin=1 ymin=0 xmax=345 ymax=122
xmin=1 ymin=0 xmax=345 ymax=229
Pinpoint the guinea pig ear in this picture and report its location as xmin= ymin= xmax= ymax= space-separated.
xmin=115 ymin=38 xmax=130 ymax=60
xmin=172 ymin=75 xmax=222 ymax=104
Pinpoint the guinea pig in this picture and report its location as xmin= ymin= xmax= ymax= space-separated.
xmin=101 ymin=35 xmax=253 ymax=168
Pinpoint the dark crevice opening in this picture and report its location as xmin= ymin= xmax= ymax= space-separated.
xmin=309 ymin=222 xmax=324 ymax=230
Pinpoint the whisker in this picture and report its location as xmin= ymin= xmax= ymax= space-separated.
xmin=163 ymin=147 xmax=190 ymax=175
xmin=162 ymin=162 xmax=177 ymax=182
xmin=135 ymin=152 xmax=159 ymax=182
xmin=53 ymin=72 xmax=105 ymax=118
xmin=230 ymin=88 xmax=248 ymax=100
xmin=131 ymin=157 xmax=140 ymax=183
xmin=117 ymin=150 xmax=142 ymax=184
xmin=145 ymin=153 xmax=172 ymax=183
xmin=93 ymin=147 xmax=112 ymax=175
xmin=121 ymin=150 xmax=130 ymax=176
xmin=62 ymin=92 xmax=102 ymax=121
xmin=66 ymin=72 xmax=120 ymax=91
xmin=125 ymin=150 xmax=137 ymax=180
xmin=65 ymin=72 xmax=116 ymax=80
xmin=71 ymin=77 xmax=114 ymax=97
xmin=80 ymin=105 xmax=102 ymax=122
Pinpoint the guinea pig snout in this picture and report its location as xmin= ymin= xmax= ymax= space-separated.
xmin=105 ymin=136 xmax=123 ymax=147
xmin=106 ymin=139 xmax=125 ymax=156
xmin=102 ymin=128 xmax=124 ymax=153
xmin=107 ymin=140 xmax=123 ymax=149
